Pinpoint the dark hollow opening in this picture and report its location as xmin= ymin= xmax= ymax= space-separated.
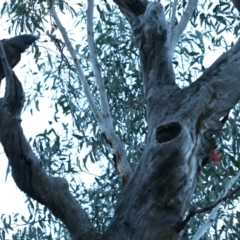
xmin=156 ymin=122 xmax=182 ymax=143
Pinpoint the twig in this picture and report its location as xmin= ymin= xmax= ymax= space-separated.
xmin=170 ymin=0 xmax=198 ymax=59
xmin=186 ymin=183 xmax=240 ymax=221
xmin=176 ymin=171 xmax=240 ymax=237
xmin=46 ymin=31 xmax=77 ymax=73
xmin=192 ymin=170 xmax=240 ymax=240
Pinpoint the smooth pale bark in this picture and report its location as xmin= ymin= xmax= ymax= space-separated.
xmin=0 ymin=1 xmax=240 ymax=240
xmin=47 ymin=0 xmax=132 ymax=185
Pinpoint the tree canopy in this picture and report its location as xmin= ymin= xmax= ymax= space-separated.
xmin=1 ymin=0 xmax=240 ymax=239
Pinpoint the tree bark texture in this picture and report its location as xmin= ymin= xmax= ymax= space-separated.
xmin=0 ymin=42 xmax=98 ymax=240
xmin=0 ymin=1 xmax=240 ymax=240
xmin=103 ymin=1 xmax=240 ymax=239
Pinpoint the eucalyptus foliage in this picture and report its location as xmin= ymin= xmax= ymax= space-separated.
xmin=0 ymin=0 xmax=240 ymax=239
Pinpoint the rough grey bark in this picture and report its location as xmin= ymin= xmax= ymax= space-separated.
xmin=101 ymin=1 xmax=240 ymax=239
xmin=0 ymin=42 xmax=98 ymax=240
xmin=1 ymin=1 xmax=240 ymax=240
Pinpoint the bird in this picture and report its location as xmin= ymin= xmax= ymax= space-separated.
xmin=0 ymin=34 xmax=39 ymax=83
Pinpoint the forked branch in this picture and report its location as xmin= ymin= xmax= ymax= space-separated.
xmin=87 ymin=0 xmax=112 ymax=121
xmin=48 ymin=0 xmax=132 ymax=184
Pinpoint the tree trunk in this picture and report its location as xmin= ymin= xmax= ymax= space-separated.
xmin=102 ymin=1 xmax=240 ymax=239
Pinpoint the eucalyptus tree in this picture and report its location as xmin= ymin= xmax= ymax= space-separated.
xmin=0 ymin=0 xmax=240 ymax=239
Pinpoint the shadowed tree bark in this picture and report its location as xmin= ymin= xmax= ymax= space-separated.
xmin=0 ymin=34 xmax=39 ymax=83
xmin=1 ymin=0 xmax=240 ymax=240
xmin=0 ymin=41 xmax=98 ymax=240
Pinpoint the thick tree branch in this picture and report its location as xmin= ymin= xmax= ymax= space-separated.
xmin=112 ymin=0 xmax=147 ymax=15
xmin=114 ymin=1 xmax=178 ymax=105
xmin=170 ymin=0 xmax=198 ymax=59
xmin=190 ymin=38 xmax=240 ymax=153
xmin=0 ymin=42 xmax=13 ymax=80
xmin=232 ymin=0 xmax=240 ymax=12
xmin=192 ymin=171 xmax=240 ymax=240
xmin=138 ymin=2 xmax=176 ymax=97
xmin=104 ymin=122 xmax=198 ymax=240
xmin=0 ymin=41 xmax=98 ymax=240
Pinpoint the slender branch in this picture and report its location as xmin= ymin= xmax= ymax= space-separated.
xmin=174 ymin=172 xmax=240 ymax=234
xmin=87 ymin=0 xmax=112 ymax=124
xmin=192 ymin=171 xmax=240 ymax=240
xmin=197 ymin=184 xmax=240 ymax=213
xmin=183 ymin=176 xmax=240 ymax=223
xmin=48 ymin=0 xmax=132 ymax=185
xmin=170 ymin=0 xmax=198 ymax=59
xmin=170 ymin=0 xmax=178 ymax=31
xmin=86 ymin=0 xmax=132 ymax=184
xmin=47 ymin=0 xmax=104 ymax=125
